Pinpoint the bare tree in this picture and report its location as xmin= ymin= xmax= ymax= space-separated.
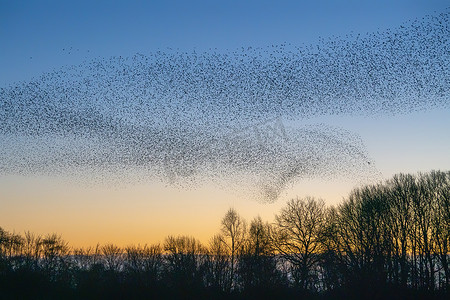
xmin=207 ymin=234 xmax=231 ymax=291
xmin=419 ymin=170 xmax=450 ymax=290
xmin=101 ymin=244 xmax=122 ymax=272
xmin=272 ymin=197 xmax=326 ymax=290
xmin=429 ymin=171 xmax=450 ymax=290
xmin=163 ymin=235 xmax=209 ymax=290
xmin=385 ymin=173 xmax=416 ymax=287
xmin=40 ymin=233 xmax=70 ymax=281
xmin=22 ymin=231 xmax=42 ymax=269
xmin=409 ymin=172 xmax=437 ymax=290
xmin=220 ymin=208 xmax=246 ymax=291
xmin=331 ymin=185 xmax=392 ymax=288
xmin=239 ymin=216 xmax=281 ymax=291
xmin=125 ymin=244 xmax=162 ymax=279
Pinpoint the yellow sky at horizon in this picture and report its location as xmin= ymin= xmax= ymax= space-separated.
xmin=0 ymin=173 xmax=363 ymax=248
xmin=1 ymin=110 xmax=449 ymax=248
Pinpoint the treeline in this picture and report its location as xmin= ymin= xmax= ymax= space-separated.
xmin=0 ymin=170 xmax=449 ymax=299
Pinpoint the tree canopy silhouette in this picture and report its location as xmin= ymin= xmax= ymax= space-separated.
xmin=0 ymin=170 xmax=449 ymax=299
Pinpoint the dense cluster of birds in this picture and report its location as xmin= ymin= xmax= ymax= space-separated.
xmin=0 ymin=11 xmax=448 ymax=202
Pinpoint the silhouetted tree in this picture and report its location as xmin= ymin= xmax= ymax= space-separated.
xmin=122 ymin=244 xmax=163 ymax=298
xmin=238 ymin=216 xmax=285 ymax=295
xmin=272 ymin=197 xmax=326 ymax=290
xmin=207 ymin=234 xmax=231 ymax=292
xmin=0 ymin=170 xmax=449 ymax=299
xmin=163 ymin=235 xmax=209 ymax=296
xmin=101 ymin=243 xmax=122 ymax=272
xmin=427 ymin=171 xmax=450 ymax=290
xmin=331 ymin=185 xmax=393 ymax=293
xmin=220 ymin=208 xmax=246 ymax=291
xmin=385 ymin=173 xmax=416 ymax=288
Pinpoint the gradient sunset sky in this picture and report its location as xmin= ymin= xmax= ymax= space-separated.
xmin=1 ymin=0 xmax=449 ymax=247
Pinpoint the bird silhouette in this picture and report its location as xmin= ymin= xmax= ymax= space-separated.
xmin=0 ymin=10 xmax=448 ymax=202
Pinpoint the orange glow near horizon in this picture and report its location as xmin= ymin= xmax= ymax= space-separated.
xmin=0 ymin=174 xmax=360 ymax=248
xmin=2 ymin=111 xmax=449 ymax=248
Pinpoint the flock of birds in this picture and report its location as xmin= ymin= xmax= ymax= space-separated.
xmin=0 ymin=11 xmax=448 ymax=202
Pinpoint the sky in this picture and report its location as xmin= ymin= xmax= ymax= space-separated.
xmin=0 ymin=0 xmax=449 ymax=247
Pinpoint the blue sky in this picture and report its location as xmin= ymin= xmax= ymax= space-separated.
xmin=1 ymin=0 xmax=449 ymax=86
xmin=0 ymin=0 xmax=449 ymax=246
